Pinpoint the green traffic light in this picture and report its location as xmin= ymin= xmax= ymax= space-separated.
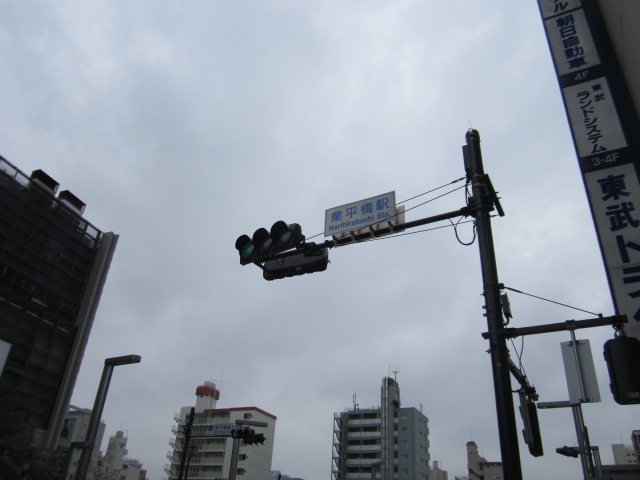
xmin=236 ymin=221 xmax=305 ymax=266
xmin=241 ymin=242 xmax=254 ymax=259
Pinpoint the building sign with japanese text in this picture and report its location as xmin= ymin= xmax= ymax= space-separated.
xmin=324 ymin=191 xmax=396 ymax=237
xmin=544 ymin=7 xmax=599 ymax=77
xmin=585 ymin=164 xmax=640 ymax=327
xmin=538 ymin=0 xmax=640 ymax=340
xmin=563 ymin=78 xmax=627 ymax=159
xmin=211 ymin=423 xmax=234 ymax=436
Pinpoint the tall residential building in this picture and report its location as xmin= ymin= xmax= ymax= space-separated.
xmin=465 ymin=441 xmax=502 ymax=480
xmin=0 ymin=155 xmax=118 ymax=450
xmin=59 ymin=414 xmax=147 ymax=480
xmin=332 ymin=377 xmax=430 ymax=480
xmin=166 ymin=381 xmax=277 ymax=480
xmin=431 ymin=460 xmax=448 ymax=480
xmin=270 ymin=471 xmax=304 ymax=480
xmin=612 ymin=443 xmax=639 ymax=465
xmin=58 ymin=405 xmax=107 ymax=480
xmin=103 ymin=430 xmax=146 ymax=480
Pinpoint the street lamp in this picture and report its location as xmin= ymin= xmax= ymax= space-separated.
xmin=74 ymin=354 xmax=141 ymax=480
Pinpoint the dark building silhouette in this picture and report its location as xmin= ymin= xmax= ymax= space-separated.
xmin=0 ymin=154 xmax=118 ymax=450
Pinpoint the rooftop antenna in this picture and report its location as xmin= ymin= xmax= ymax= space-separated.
xmin=393 ymin=365 xmax=399 ymax=381
xmin=353 ymin=393 xmax=359 ymax=410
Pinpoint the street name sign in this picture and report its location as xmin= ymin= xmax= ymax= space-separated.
xmin=324 ymin=191 xmax=396 ymax=237
xmin=211 ymin=423 xmax=234 ymax=436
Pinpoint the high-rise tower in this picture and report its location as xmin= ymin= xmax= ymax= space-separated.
xmin=332 ymin=377 xmax=430 ymax=480
xmin=0 ymin=155 xmax=118 ymax=450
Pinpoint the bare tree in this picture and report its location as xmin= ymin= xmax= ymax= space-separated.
xmin=85 ymin=457 xmax=120 ymax=480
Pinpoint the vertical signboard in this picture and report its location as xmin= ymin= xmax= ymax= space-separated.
xmin=538 ymin=0 xmax=640 ymax=340
xmin=561 ymin=339 xmax=601 ymax=403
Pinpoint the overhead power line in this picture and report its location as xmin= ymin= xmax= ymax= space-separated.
xmin=501 ymin=285 xmax=602 ymax=318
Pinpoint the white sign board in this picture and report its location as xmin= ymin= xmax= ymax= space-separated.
xmin=563 ymin=77 xmax=627 ymax=157
xmin=539 ymin=0 xmax=582 ymax=19
xmin=538 ymin=0 xmax=640 ymax=340
xmin=544 ymin=7 xmax=599 ymax=76
xmin=324 ymin=191 xmax=396 ymax=237
xmin=561 ymin=339 xmax=601 ymax=403
xmin=585 ymin=163 xmax=640 ymax=338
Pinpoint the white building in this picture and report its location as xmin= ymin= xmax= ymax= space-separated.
xmin=466 ymin=441 xmax=503 ymax=480
xmin=103 ymin=430 xmax=146 ymax=480
xmin=58 ymin=406 xmax=106 ymax=480
xmin=431 ymin=460 xmax=448 ymax=480
xmin=612 ymin=443 xmax=639 ymax=465
xmin=166 ymin=381 xmax=276 ymax=480
xmin=331 ymin=377 xmax=430 ymax=480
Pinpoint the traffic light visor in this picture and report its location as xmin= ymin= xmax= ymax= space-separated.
xmin=271 ymin=221 xmax=292 ymax=246
xmin=235 ymin=235 xmax=254 ymax=261
xmin=252 ymin=228 xmax=273 ymax=253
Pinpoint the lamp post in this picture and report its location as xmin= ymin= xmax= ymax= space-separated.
xmin=75 ymin=354 xmax=141 ymax=480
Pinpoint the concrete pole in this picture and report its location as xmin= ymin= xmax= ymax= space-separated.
xmin=464 ymin=129 xmax=523 ymax=480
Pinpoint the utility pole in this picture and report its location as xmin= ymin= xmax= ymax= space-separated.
xmin=177 ymin=407 xmax=195 ymax=480
xmin=464 ymin=129 xmax=523 ymax=480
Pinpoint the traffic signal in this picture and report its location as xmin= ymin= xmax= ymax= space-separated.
xmin=518 ymin=391 xmax=543 ymax=457
xmin=230 ymin=428 xmax=266 ymax=446
xmin=556 ymin=446 xmax=580 ymax=458
xmin=603 ymin=335 xmax=640 ymax=405
xmin=235 ymin=221 xmax=304 ymax=265
xmin=263 ymin=247 xmax=329 ymax=280
xmin=243 ymin=429 xmax=266 ymax=445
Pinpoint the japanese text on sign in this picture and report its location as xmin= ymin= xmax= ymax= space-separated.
xmin=586 ymin=164 xmax=640 ymax=338
xmin=211 ymin=424 xmax=234 ymax=435
xmin=539 ymin=0 xmax=582 ymax=19
xmin=563 ymin=78 xmax=627 ymax=157
xmin=544 ymin=8 xmax=599 ymax=75
xmin=324 ymin=191 xmax=396 ymax=237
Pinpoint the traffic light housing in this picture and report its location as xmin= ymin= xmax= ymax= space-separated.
xmin=243 ymin=429 xmax=266 ymax=445
xmin=556 ymin=446 xmax=580 ymax=458
xmin=603 ymin=335 xmax=640 ymax=405
xmin=263 ymin=247 xmax=329 ymax=280
xmin=235 ymin=221 xmax=304 ymax=265
xmin=230 ymin=428 xmax=266 ymax=445
xmin=518 ymin=391 xmax=543 ymax=457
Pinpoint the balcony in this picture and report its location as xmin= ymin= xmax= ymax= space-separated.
xmin=347 ymin=431 xmax=381 ymax=439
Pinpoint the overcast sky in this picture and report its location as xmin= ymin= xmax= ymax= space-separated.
xmin=1 ymin=1 xmax=637 ymax=479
